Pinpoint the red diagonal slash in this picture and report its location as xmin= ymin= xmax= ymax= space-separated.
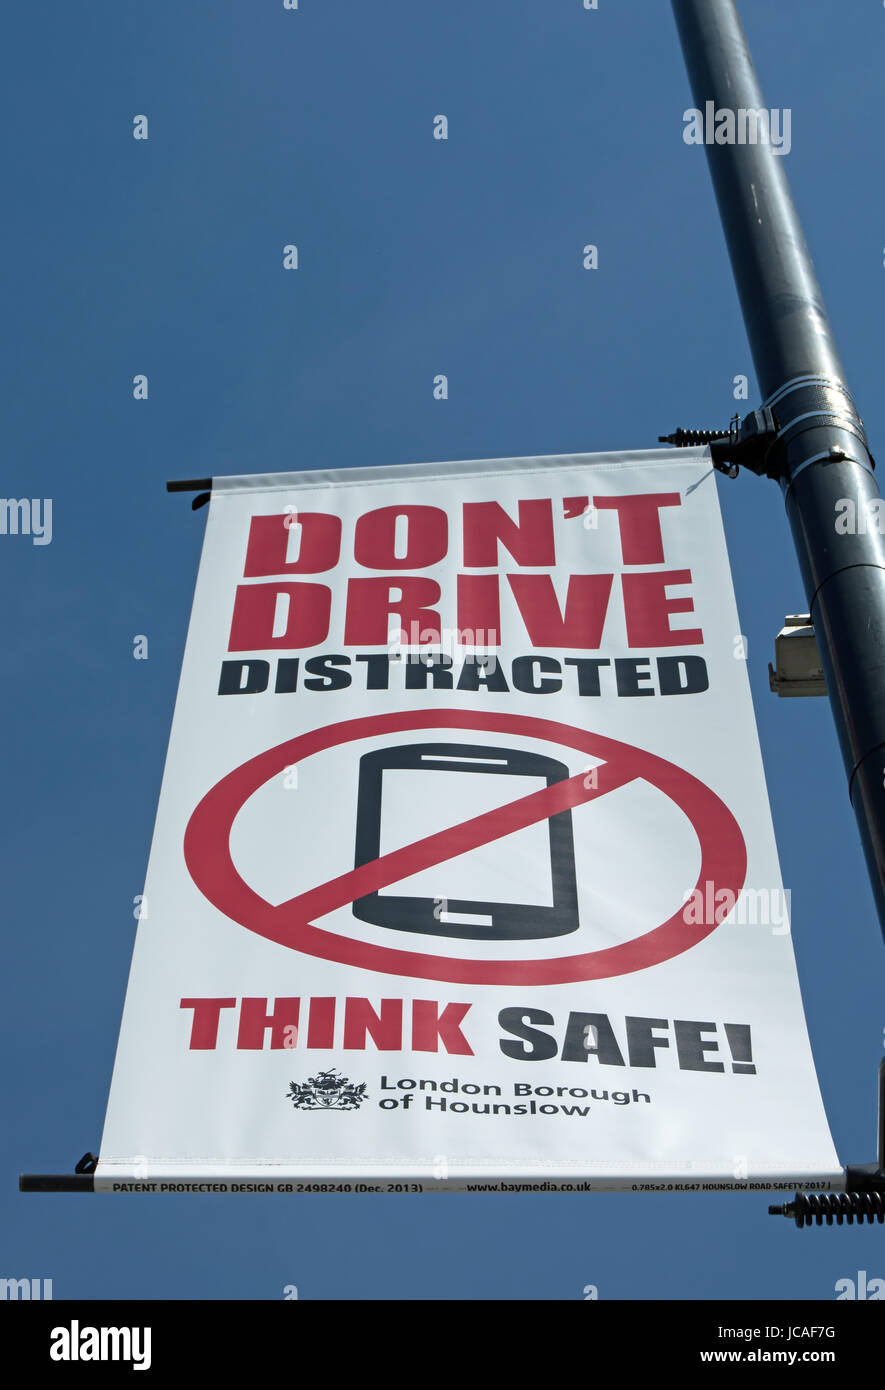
xmin=185 ymin=709 xmax=746 ymax=985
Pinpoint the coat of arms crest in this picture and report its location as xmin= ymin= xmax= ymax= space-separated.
xmin=286 ymin=1069 xmax=368 ymax=1111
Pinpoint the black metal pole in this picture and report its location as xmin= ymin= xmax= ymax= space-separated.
xmin=672 ymin=0 xmax=885 ymax=947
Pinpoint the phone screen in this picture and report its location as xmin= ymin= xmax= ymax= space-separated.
xmin=376 ymin=768 xmax=555 ymax=909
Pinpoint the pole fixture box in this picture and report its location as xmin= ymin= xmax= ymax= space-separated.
xmin=769 ymin=615 xmax=827 ymax=698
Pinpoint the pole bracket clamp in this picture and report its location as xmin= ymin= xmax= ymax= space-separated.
xmin=659 ymin=407 xmax=779 ymax=480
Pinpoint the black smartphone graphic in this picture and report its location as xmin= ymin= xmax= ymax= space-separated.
xmin=352 ymin=742 xmax=579 ymax=941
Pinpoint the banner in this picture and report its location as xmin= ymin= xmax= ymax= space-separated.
xmin=96 ymin=448 xmax=841 ymax=1192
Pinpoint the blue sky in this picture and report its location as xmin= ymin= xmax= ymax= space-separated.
xmin=3 ymin=0 xmax=884 ymax=1299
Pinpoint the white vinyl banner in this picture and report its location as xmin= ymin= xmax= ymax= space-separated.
xmin=96 ymin=449 xmax=841 ymax=1193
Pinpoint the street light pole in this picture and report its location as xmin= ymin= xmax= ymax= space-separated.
xmin=671 ymin=0 xmax=885 ymax=949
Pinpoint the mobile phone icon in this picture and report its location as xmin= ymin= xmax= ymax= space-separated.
xmin=352 ymin=742 xmax=579 ymax=941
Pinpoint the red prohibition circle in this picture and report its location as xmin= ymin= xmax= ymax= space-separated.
xmin=184 ymin=709 xmax=747 ymax=985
